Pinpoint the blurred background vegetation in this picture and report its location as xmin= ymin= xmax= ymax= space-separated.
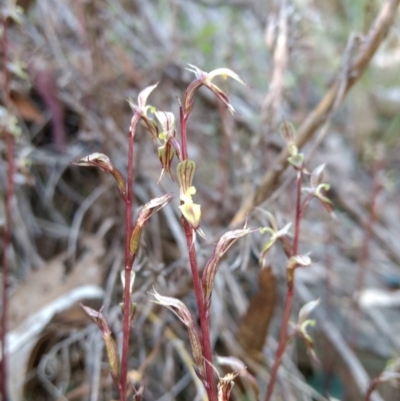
xmin=1 ymin=0 xmax=400 ymax=400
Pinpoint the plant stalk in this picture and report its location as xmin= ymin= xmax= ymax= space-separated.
xmin=183 ymin=220 xmax=217 ymax=401
xmin=264 ymin=170 xmax=303 ymax=401
xmin=180 ymin=109 xmax=217 ymax=401
xmin=119 ymin=114 xmax=140 ymax=401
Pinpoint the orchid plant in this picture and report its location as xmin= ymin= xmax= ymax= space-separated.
xmin=75 ymin=65 xmax=333 ymax=401
xmin=76 ymin=65 xmax=259 ymax=401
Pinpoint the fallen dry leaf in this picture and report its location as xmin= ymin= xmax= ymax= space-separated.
xmin=238 ymin=266 xmax=277 ymax=359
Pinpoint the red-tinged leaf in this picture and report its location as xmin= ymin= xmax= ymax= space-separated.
xmin=149 ymin=288 xmax=194 ymax=327
xmin=202 ymin=228 xmax=256 ymax=307
xmin=74 ymin=153 xmax=114 ymax=172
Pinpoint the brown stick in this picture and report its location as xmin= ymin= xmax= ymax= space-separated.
xmin=230 ymin=0 xmax=400 ymax=226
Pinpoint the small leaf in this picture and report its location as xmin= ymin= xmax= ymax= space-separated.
xmin=129 ymin=225 xmax=143 ymax=257
xmin=202 ymin=228 xmax=255 ymax=307
xmin=149 ymin=288 xmax=194 ymax=327
xmin=104 ymin=331 xmax=120 ymax=379
xmin=187 ymin=322 xmax=204 ymax=369
xmin=136 ymin=194 xmax=173 ymax=227
xmin=74 ymin=153 xmax=114 ymax=172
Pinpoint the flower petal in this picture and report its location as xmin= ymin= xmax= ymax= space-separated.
xmin=137 ymin=82 xmax=158 ymax=109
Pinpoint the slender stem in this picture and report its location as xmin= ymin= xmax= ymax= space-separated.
xmin=119 ymin=114 xmax=140 ymax=401
xmin=1 ymin=16 xmax=13 ymax=401
xmin=179 ymin=107 xmax=217 ymax=401
xmin=265 ymin=170 xmax=303 ymax=401
xmin=183 ymin=220 xmax=217 ymax=401
xmin=180 ymin=107 xmax=188 ymax=161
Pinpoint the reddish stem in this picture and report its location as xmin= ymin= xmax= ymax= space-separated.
xmin=264 ymin=170 xmax=303 ymax=401
xmin=119 ymin=114 xmax=140 ymax=401
xmin=179 ymin=106 xmax=188 ymax=161
xmin=179 ymin=108 xmax=217 ymax=401
xmin=183 ymin=220 xmax=216 ymax=400
xmin=1 ymin=16 xmax=13 ymax=401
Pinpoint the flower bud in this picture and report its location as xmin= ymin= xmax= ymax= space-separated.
xmin=158 ymin=141 xmax=176 ymax=182
xmin=177 ymin=160 xmax=196 ymax=195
